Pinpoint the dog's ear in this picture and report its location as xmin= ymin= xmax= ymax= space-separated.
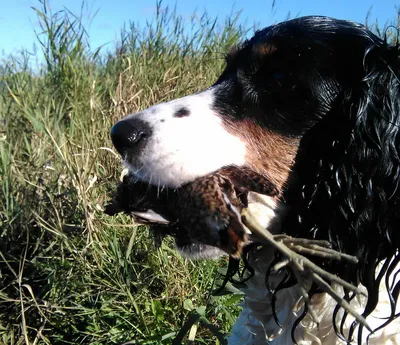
xmin=282 ymin=43 xmax=400 ymax=342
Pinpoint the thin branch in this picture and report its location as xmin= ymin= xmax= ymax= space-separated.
xmin=241 ymin=208 xmax=371 ymax=331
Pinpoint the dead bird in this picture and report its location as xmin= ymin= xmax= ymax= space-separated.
xmin=105 ymin=165 xmax=278 ymax=258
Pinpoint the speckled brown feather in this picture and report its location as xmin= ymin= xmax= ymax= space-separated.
xmin=176 ymin=172 xmax=246 ymax=257
xmin=105 ymin=165 xmax=278 ymax=257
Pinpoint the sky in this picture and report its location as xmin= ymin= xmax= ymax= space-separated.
xmin=1 ymin=0 xmax=399 ymax=60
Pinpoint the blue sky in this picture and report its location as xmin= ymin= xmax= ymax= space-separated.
xmin=1 ymin=0 xmax=399 ymax=59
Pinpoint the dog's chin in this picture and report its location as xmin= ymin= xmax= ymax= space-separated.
xmin=175 ymin=242 xmax=226 ymax=260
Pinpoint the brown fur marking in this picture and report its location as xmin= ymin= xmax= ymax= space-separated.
xmin=225 ymin=118 xmax=299 ymax=193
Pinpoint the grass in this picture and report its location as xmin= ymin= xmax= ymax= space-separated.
xmin=0 ymin=1 xmax=247 ymax=344
xmin=1 ymin=1 xmax=399 ymax=344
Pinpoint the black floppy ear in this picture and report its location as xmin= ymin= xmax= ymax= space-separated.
xmin=282 ymin=44 xmax=400 ymax=343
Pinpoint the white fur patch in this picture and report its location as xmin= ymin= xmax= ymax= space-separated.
xmin=123 ymin=88 xmax=246 ymax=188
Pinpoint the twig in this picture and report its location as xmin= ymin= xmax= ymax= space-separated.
xmin=241 ymin=208 xmax=371 ymax=331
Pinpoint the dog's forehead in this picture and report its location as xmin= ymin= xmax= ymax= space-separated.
xmin=227 ymin=29 xmax=324 ymax=74
xmin=239 ymin=17 xmax=368 ymax=61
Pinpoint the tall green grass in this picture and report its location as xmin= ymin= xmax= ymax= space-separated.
xmin=0 ymin=1 xmax=247 ymax=344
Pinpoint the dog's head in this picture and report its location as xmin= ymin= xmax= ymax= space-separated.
xmin=110 ymin=16 xmax=390 ymax=189
xmin=110 ymin=15 xmax=400 ymax=340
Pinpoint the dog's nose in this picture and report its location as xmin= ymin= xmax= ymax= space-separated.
xmin=110 ymin=119 xmax=147 ymax=155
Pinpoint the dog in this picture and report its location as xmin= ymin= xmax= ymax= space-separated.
xmin=110 ymin=16 xmax=400 ymax=345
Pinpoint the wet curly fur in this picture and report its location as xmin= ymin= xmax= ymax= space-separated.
xmin=271 ymin=18 xmax=400 ymax=343
xmin=211 ymin=16 xmax=400 ymax=343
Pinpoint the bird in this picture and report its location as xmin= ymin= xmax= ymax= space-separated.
xmin=105 ymin=165 xmax=278 ymax=257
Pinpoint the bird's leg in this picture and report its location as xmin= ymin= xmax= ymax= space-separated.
xmin=241 ymin=208 xmax=371 ymax=331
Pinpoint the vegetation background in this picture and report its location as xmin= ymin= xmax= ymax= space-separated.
xmin=0 ymin=1 xmax=398 ymax=344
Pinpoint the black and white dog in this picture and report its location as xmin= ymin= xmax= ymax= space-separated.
xmin=110 ymin=16 xmax=400 ymax=345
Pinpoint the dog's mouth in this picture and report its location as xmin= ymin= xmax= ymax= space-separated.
xmin=104 ymin=166 xmax=282 ymax=259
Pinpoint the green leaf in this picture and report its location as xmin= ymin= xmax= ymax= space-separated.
xmin=151 ymin=300 xmax=164 ymax=322
xmin=196 ymin=305 xmax=206 ymax=316
xmin=212 ymin=281 xmax=245 ymax=296
xmin=224 ymin=294 xmax=243 ymax=306
xmin=183 ymin=299 xmax=194 ymax=311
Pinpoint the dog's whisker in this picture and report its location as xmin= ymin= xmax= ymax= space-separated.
xmin=156 ymin=177 xmax=161 ymax=198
